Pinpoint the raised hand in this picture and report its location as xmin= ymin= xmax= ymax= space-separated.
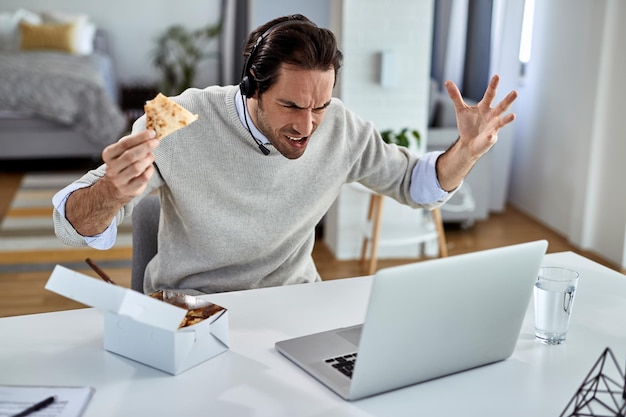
xmin=436 ymin=74 xmax=518 ymax=192
xmin=444 ymin=74 xmax=518 ymax=160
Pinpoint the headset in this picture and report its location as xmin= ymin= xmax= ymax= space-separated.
xmin=239 ymin=18 xmax=309 ymax=97
xmin=239 ymin=18 xmax=310 ymax=155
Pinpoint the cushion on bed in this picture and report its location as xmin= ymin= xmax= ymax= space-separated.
xmin=19 ymin=21 xmax=77 ymax=54
xmin=40 ymin=11 xmax=96 ymax=55
xmin=1 ymin=9 xmax=96 ymax=55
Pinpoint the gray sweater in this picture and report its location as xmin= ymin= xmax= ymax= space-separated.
xmin=54 ymin=85 xmax=443 ymax=294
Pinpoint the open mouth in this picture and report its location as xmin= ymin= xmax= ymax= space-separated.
xmin=287 ymin=135 xmax=308 ymax=147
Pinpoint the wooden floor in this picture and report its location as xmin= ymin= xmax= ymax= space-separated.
xmin=0 ymin=169 xmax=621 ymax=318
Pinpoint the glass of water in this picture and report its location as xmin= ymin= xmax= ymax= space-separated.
xmin=534 ymin=267 xmax=580 ymax=345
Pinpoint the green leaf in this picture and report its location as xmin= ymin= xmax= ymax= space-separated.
xmin=151 ymin=17 xmax=223 ymax=95
xmin=379 ymin=128 xmax=421 ymax=148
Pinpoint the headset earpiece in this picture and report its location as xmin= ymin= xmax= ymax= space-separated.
xmin=239 ymin=71 xmax=257 ymax=97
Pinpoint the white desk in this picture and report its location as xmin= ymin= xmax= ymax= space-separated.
xmin=1 ymin=252 xmax=625 ymax=416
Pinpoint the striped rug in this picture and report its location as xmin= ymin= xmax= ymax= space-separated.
xmin=0 ymin=172 xmax=133 ymax=272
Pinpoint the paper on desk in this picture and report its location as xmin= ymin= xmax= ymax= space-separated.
xmin=0 ymin=385 xmax=94 ymax=417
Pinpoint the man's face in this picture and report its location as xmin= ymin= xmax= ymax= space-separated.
xmin=248 ymin=64 xmax=335 ymax=159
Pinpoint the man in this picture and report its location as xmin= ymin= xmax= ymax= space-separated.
xmin=53 ymin=14 xmax=517 ymax=295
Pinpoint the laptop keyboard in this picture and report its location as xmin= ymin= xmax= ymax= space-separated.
xmin=325 ymin=353 xmax=358 ymax=378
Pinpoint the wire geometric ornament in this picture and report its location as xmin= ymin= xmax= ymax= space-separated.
xmin=560 ymin=347 xmax=626 ymax=417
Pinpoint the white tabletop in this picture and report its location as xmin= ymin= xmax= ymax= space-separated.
xmin=1 ymin=252 xmax=625 ymax=416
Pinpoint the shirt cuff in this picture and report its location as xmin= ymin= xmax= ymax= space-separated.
xmin=410 ymin=151 xmax=449 ymax=204
xmin=52 ymin=183 xmax=118 ymax=250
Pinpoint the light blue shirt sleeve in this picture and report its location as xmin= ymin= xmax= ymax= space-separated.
xmin=52 ymin=183 xmax=118 ymax=250
xmin=410 ymin=151 xmax=450 ymax=204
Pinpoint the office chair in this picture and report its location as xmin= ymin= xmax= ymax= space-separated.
xmin=354 ymin=184 xmax=448 ymax=275
xmin=131 ymin=195 xmax=160 ymax=293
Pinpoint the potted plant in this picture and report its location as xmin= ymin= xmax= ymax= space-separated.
xmin=380 ymin=128 xmax=421 ymax=148
xmin=151 ymin=19 xmax=223 ymax=96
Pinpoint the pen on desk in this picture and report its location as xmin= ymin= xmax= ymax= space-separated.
xmin=11 ymin=395 xmax=56 ymax=417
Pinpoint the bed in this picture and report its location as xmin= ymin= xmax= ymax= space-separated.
xmin=0 ymin=10 xmax=126 ymax=161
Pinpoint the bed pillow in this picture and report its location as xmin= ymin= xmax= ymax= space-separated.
xmin=40 ymin=11 xmax=96 ymax=55
xmin=0 ymin=8 xmax=41 ymax=51
xmin=19 ymin=21 xmax=77 ymax=53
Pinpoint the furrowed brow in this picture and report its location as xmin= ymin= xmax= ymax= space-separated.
xmin=314 ymin=100 xmax=332 ymax=111
xmin=279 ymin=99 xmax=331 ymax=110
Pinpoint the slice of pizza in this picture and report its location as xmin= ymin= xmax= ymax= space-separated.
xmin=144 ymin=93 xmax=199 ymax=140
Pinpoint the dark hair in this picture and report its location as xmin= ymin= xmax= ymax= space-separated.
xmin=242 ymin=14 xmax=343 ymax=96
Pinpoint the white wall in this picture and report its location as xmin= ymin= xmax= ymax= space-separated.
xmin=0 ymin=0 xmax=223 ymax=87
xmin=325 ymin=0 xmax=435 ymax=259
xmin=250 ymin=0 xmax=330 ymax=29
xmin=337 ymin=0 xmax=432 ymax=145
xmin=509 ymin=0 xmax=626 ymax=269
xmin=579 ymin=0 xmax=626 ymax=269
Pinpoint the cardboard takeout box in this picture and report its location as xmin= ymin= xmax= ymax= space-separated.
xmin=46 ymin=265 xmax=229 ymax=375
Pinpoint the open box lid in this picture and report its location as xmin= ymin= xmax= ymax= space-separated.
xmin=46 ymin=265 xmax=187 ymax=332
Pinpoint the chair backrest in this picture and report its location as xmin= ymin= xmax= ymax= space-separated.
xmin=131 ymin=195 xmax=160 ymax=293
xmin=356 ymin=186 xmax=448 ymax=275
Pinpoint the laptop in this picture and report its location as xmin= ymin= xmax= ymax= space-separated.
xmin=275 ymin=240 xmax=548 ymax=400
